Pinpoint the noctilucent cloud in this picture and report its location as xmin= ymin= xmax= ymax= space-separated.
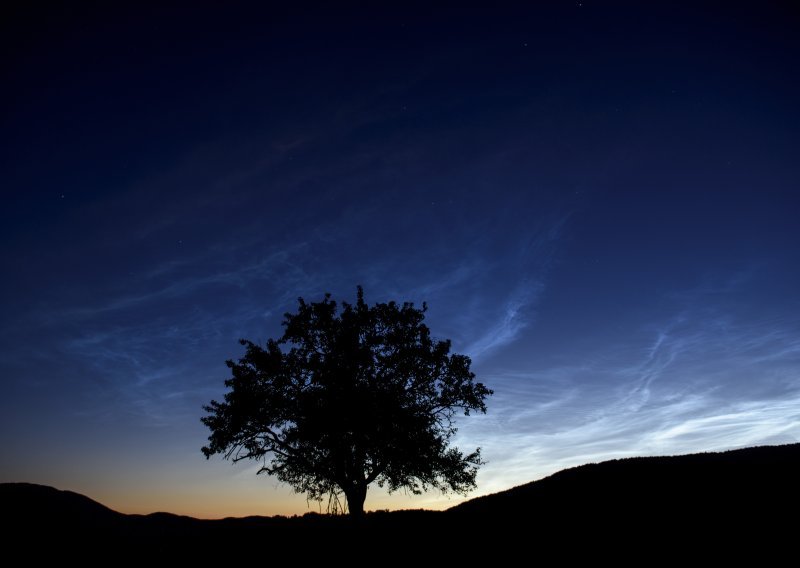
xmin=1 ymin=3 xmax=798 ymax=517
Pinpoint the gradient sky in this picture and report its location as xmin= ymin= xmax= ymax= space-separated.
xmin=2 ymin=3 xmax=799 ymax=517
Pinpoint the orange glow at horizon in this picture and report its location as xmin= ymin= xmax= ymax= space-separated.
xmin=9 ymin=468 xmax=473 ymax=519
xmin=94 ymin=485 xmax=467 ymax=519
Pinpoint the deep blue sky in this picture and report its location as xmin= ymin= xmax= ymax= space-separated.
xmin=2 ymin=2 xmax=798 ymax=516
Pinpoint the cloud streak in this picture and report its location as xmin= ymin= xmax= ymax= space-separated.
xmin=458 ymin=284 xmax=800 ymax=496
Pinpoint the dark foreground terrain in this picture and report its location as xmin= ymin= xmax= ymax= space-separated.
xmin=4 ymin=444 xmax=798 ymax=559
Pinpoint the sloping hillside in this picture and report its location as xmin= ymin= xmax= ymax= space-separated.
xmin=2 ymin=482 xmax=124 ymax=525
xmin=448 ymin=443 xmax=800 ymax=544
xmin=450 ymin=443 xmax=800 ymax=516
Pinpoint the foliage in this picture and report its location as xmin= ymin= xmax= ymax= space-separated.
xmin=202 ymin=287 xmax=492 ymax=516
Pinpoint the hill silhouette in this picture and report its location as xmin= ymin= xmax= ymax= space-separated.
xmin=4 ymin=444 xmax=798 ymax=557
xmin=2 ymin=482 xmax=124 ymax=526
xmin=452 ymin=442 xmax=800 ymax=516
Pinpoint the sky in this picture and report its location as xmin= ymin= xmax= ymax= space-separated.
xmin=1 ymin=2 xmax=799 ymax=518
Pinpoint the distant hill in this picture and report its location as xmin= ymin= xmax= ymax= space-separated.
xmin=450 ymin=443 xmax=800 ymax=516
xmin=1 ymin=482 xmax=124 ymax=526
xmin=4 ymin=443 xmax=798 ymax=556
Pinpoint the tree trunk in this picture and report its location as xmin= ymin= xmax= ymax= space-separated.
xmin=345 ymin=484 xmax=367 ymax=519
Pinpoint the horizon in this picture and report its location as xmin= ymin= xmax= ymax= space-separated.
xmin=1 ymin=3 xmax=798 ymax=518
xmin=6 ymin=441 xmax=798 ymax=519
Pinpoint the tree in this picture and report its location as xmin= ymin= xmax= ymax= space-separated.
xmin=201 ymin=287 xmax=492 ymax=518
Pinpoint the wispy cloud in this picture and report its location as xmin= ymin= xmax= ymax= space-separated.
xmin=453 ymin=214 xmax=570 ymax=363
xmin=465 ymin=385 xmax=800 ymax=496
xmin=456 ymin=278 xmax=800 ymax=496
xmin=465 ymin=280 xmax=545 ymax=361
xmin=10 ymin=193 xmax=570 ymax=428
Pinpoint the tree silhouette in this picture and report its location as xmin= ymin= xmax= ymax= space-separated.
xmin=202 ymin=287 xmax=492 ymax=517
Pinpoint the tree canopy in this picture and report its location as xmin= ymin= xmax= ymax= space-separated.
xmin=201 ymin=287 xmax=492 ymax=517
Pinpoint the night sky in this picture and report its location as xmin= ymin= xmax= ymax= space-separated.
xmin=2 ymin=3 xmax=798 ymax=517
